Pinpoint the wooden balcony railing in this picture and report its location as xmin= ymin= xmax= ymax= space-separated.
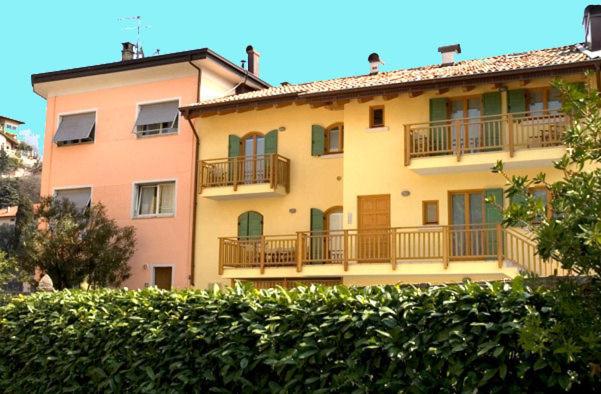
xmin=218 ymin=224 xmax=566 ymax=277
xmin=199 ymin=154 xmax=290 ymax=193
xmin=404 ymin=110 xmax=568 ymax=165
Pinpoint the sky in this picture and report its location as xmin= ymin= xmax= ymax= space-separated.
xmin=0 ymin=0 xmax=593 ymax=156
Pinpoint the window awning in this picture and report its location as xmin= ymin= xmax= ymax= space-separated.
xmin=55 ymin=188 xmax=91 ymax=210
xmin=53 ymin=112 xmax=96 ymax=143
xmin=135 ymin=101 xmax=179 ymax=127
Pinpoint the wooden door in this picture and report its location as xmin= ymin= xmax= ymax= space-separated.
xmin=357 ymin=195 xmax=391 ymax=262
xmin=154 ymin=267 xmax=172 ymax=290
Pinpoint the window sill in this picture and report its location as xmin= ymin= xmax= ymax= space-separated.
xmin=320 ymin=153 xmax=343 ymax=159
xmin=365 ymin=126 xmax=389 ymax=133
xmin=135 ymin=131 xmax=179 ymax=139
xmin=132 ymin=213 xmax=175 ymax=220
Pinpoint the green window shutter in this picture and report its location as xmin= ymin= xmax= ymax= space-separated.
xmin=483 ymin=92 xmax=501 ymax=116
xmin=429 ymin=98 xmax=448 ymax=151
xmin=311 ymin=125 xmax=325 ymax=156
xmin=483 ymin=92 xmax=502 ymax=148
xmin=228 ymin=135 xmax=241 ymax=158
xmin=507 ymin=90 xmax=526 ymax=113
xmin=485 ymin=188 xmax=504 ymax=224
xmin=238 ymin=212 xmax=249 ymax=237
xmin=429 ymin=98 xmax=448 ymax=121
xmin=265 ymin=129 xmax=278 ymax=155
xmin=485 ymin=188 xmax=504 ymax=257
xmin=310 ymin=208 xmax=324 ymax=232
xmin=310 ymin=208 xmax=324 ymax=261
xmin=247 ymin=211 xmax=263 ymax=238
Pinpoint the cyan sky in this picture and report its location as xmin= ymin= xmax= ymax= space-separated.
xmin=1 ymin=0 xmax=593 ymax=155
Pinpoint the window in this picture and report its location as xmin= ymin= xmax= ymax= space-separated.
xmin=324 ymin=123 xmax=344 ymax=154
xmin=530 ymin=187 xmax=552 ymax=221
xmin=54 ymin=187 xmax=92 ymax=210
xmin=422 ymin=200 xmax=439 ymax=225
xmin=135 ymin=100 xmax=179 ymax=137
xmin=134 ymin=181 xmax=175 ymax=217
xmin=152 ymin=266 xmax=173 ymax=290
xmin=54 ymin=112 xmax=96 ymax=146
xmin=526 ymin=88 xmax=562 ymax=115
xmin=369 ymin=106 xmax=385 ymax=128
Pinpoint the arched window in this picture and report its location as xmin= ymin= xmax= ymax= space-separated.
xmin=324 ymin=206 xmax=343 ymax=232
xmin=324 ymin=123 xmax=344 ymax=154
xmin=241 ymin=132 xmax=265 ymax=157
xmin=238 ymin=211 xmax=263 ymax=238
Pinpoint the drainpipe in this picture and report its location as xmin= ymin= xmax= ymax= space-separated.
xmin=187 ymin=58 xmax=202 ymax=287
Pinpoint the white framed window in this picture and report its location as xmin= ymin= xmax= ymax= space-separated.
xmin=134 ymin=181 xmax=176 ymax=217
xmin=54 ymin=112 xmax=96 ymax=146
xmin=54 ymin=187 xmax=92 ymax=210
xmin=135 ymin=100 xmax=179 ymax=137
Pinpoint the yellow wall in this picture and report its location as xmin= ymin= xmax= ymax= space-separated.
xmin=193 ymin=73 xmax=589 ymax=288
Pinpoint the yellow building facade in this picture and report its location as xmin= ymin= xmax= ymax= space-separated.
xmin=184 ymin=44 xmax=599 ymax=288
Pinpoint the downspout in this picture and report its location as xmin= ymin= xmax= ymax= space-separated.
xmin=187 ymin=58 xmax=202 ymax=287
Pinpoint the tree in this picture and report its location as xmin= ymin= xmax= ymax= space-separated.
xmin=20 ymin=197 xmax=136 ymax=290
xmin=492 ymin=78 xmax=601 ymax=276
xmin=0 ymin=149 xmax=10 ymax=175
xmin=0 ymin=179 xmax=19 ymax=209
xmin=0 ymin=250 xmax=26 ymax=293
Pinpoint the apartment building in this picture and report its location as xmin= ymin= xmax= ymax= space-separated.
xmin=181 ymin=6 xmax=601 ymax=288
xmin=32 ymin=44 xmax=270 ymax=289
xmin=0 ymin=115 xmax=23 ymax=153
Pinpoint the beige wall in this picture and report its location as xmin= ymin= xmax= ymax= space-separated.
xmin=193 ymin=72 xmax=590 ymax=288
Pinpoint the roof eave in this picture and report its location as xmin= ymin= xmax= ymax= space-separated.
xmin=182 ymin=59 xmax=601 ymax=117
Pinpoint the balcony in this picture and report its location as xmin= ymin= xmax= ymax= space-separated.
xmin=404 ymin=111 xmax=568 ymax=174
xmin=199 ymin=154 xmax=290 ymax=199
xmin=218 ymin=225 xmax=566 ymax=279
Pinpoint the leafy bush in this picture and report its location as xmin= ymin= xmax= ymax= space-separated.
xmin=0 ymin=280 xmax=599 ymax=393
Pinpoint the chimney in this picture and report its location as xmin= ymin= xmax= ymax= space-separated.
xmin=121 ymin=42 xmax=135 ymax=61
xmin=368 ymin=53 xmax=383 ymax=75
xmin=246 ymin=45 xmax=260 ymax=77
xmin=584 ymin=5 xmax=601 ymax=51
xmin=438 ymin=44 xmax=461 ymax=66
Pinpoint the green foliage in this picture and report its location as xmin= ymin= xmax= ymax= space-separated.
xmin=492 ymin=78 xmax=601 ymax=276
xmin=19 ymin=196 xmax=136 ymax=290
xmin=0 ymin=280 xmax=599 ymax=392
xmin=0 ymin=178 xmax=19 ymax=209
xmin=0 ymin=250 xmax=26 ymax=291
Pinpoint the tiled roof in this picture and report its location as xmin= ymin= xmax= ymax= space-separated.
xmin=0 ymin=206 xmax=18 ymax=218
xmin=184 ymin=44 xmax=593 ymax=110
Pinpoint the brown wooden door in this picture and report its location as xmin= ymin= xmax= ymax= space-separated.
xmin=357 ymin=195 xmax=391 ymax=262
xmin=154 ymin=267 xmax=172 ymax=290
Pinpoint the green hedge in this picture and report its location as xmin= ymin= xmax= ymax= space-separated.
xmin=0 ymin=280 xmax=599 ymax=393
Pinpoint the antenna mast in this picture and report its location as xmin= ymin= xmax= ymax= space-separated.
xmin=118 ymin=16 xmax=151 ymax=59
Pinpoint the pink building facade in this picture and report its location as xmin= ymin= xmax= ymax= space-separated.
xmin=32 ymin=45 xmax=268 ymax=289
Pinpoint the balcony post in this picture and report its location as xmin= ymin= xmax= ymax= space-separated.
xmin=442 ymin=226 xmax=450 ymax=269
xmin=507 ymin=114 xmax=515 ymax=157
xmin=259 ymin=236 xmax=266 ymax=274
xmin=218 ymin=238 xmax=224 ymax=275
xmin=233 ymin=157 xmax=239 ymax=191
xmin=343 ymin=230 xmax=349 ymax=271
xmin=404 ymin=125 xmax=411 ymax=166
xmin=296 ymin=232 xmax=303 ymax=272
xmin=198 ymin=161 xmax=204 ymax=194
xmin=496 ymin=224 xmax=503 ymax=268
xmin=270 ymin=154 xmax=276 ymax=189
xmin=390 ymin=228 xmax=397 ymax=270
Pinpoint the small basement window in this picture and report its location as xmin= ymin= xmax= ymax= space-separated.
xmin=422 ymin=200 xmax=439 ymax=225
xmin=135 ymin=100 xmax=179 ymax=137
xmin=369 ymin=106 xmax=385 ymax=128
xmin=54 ymin=187 xmax=92 ymax=210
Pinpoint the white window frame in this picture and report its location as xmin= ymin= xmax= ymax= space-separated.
xmin=134 ymin=98 xmax=180 ymax=138
xmin=150 ymin=264 xmax=175 ymax=289
xmin=132 ymin=179 xmax=177 ymax=218
xmin=55 ymin=108 xmax=98 ymax=146
xmin=52 ymin=185 xmax=93 ymax=209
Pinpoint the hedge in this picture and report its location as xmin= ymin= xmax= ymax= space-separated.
xmin=0 ymin=279 xmax=600 ymax=393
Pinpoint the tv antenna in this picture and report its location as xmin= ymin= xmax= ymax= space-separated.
xmin=118 ymin=16 xmax=151 ymax=58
